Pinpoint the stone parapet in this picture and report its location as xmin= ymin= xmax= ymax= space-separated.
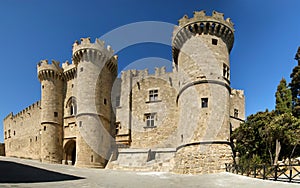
xmin=37 ymin=60 xmax=64 ymax=81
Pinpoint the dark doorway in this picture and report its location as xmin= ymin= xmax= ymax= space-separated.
xmin=64 ymin=140 xmax=76 ymax=165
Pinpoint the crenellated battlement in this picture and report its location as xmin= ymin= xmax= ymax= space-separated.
xmin=172 ymin=10 xmax=235 ymax=64
xmin=4 ymin=101 xmax=41 ymax=120
xmin=121 ymin=66 xmax=171 ymax=81
xmin=62 ymin=60 xmax=77 ymax=81
xmin=177 ymin=10 xmax=234 ymax=30
xmin=231 ymin=89 xmax=244 ymax=98
xmin=155 ymin=66 xmax=166 ymax=76
xmin=37 ymin=60 xmax=64 ymax=81
xmin=121 ymin=69 xmax=148 ymax=81
xmin=72 ymin=37 xmax=115 ymax=66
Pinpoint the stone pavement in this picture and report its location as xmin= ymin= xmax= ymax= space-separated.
xmin=0 ymin=156 xmax=299 ymax=188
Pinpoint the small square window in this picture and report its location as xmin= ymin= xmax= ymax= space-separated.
xmin=201 ymin=98 xmax=208 ymax=108
xmin=212 ymin=39 xmax=218 ymax=45
xmin=234 ymin=109 xmax=239 ymax=118
xmin=80 ymin=67 xmax=84 ymax=72
xmin=54 ymin=112 xmax=58 ymax=117
xmin=149 ymin=90 xmax=158 ymax=102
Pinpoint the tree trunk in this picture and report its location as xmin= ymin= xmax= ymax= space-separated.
xmin=268 ymin=149 xmax=273 ymax=165
xmin=274 ymin=139 xmax=281 ymax=165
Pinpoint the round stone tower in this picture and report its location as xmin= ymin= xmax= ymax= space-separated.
xmin=38 ymin=60 xmax=64 ymax=163
xmin=172 ymin=11 xmax=235 ymax=173
xmin=72 ymin=38 xmax=117 ymax=168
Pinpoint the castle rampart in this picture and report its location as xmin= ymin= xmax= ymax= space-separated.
xmin=3 ymin=101 xmax=41 ymax=160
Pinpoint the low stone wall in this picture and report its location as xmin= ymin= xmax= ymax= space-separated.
xmin=173 ymin=143 xmax=233 ymax=174
xmin=107 ymin=148 xmax=176 ymax=172
xmin=0 ymin=143 xmax=5 ymax=156
xmin=107 ymin=143 xmax=233 ymax=174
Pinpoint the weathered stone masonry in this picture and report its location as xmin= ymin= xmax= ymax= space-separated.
xmin=3 ymin=10 xmax=245 ymax=173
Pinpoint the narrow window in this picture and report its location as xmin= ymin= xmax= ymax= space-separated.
xmin=149 ymin=89 xmax=158 ymax=102
xmin=104 ymin=98 xmax=107 ymax=105
xmin=42 ymin=85 xmax=44 ymax=89
xmin=115 ymin=122 xmax=121 ymax=135
xmin=30 ymin=138 xmax=32 ymax=142
xmin=54 ymin=112 xmax=58 ymax=117
xmin=67 ymin=97 xmax=77 ymax=116
xmin=79 ymin=121 xmax=82 ymax=127
xmin=36 ymin=136 xmax=38 ymax=141
xmin=116 ymin=96 xmax=120 ymax=107
xmin=223 ymin=63 xmax=230 ymax=79
xmin=201 ymin=98 xmax=208 ymax=108
xmin=13 ymin=131 xmax=15 ymax=136
xmin=44 ymin=126 xmax=46 ymax=131
xmin=8 ymin=130 xmax=11 ymax=138
xmin=70 ymin=104 xmax=74 ymax=115
xmin=91 ymin=155 xmax=93 ymax=162
xmin=80 ymin=67 xmax=83 ymax=72
xmin=234 ymin=109 xmax=239 ymax=118
xmin=145 ymin=113 xmax=155 ymax=127
xmin=212 ymin=38 xmax=218 ymax=45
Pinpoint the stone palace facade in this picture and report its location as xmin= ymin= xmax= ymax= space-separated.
xmin=3 ymin=10 xmax=245 ymax=174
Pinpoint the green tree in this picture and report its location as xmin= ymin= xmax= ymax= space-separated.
xmin=275 ymin=78 xmax=292 ymax=115
xmin=232 ymin=110 xmax=300 ymax=166
xmin=232 ymin=110 xmax=275 ymax=166
xmin=289 ymin=65 xmax=300 ymax=117
xmin=268 ymin=113 xmax=300 ymax=163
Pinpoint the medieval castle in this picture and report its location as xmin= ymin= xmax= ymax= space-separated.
xmin=3 ymin=11 xmax=245 ymax=174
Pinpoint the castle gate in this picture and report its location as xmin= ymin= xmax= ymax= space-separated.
xmin=64 ymin=139 xmax=76 ymax=165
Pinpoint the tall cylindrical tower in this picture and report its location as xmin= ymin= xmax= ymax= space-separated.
xmin=172 ymin=11 xmax=235 ymax=173
xmin=38 ymin=60 xmax=64 ymax=163
xmin=72 ymin=38 xmax=117 ymax=168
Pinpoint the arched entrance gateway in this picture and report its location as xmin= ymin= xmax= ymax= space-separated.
xmin=64 ymin=140 xmax=76 ymax=165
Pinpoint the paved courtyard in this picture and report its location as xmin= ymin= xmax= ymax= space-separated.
xmin=0 ymin=156 xmax=299 ymax=188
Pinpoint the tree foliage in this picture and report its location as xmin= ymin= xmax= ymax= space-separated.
xmin=233 ymin=75 xmax=300 ymax=166
xmin=275 ymin=78 xmax=292 ymax=115
xmin=290 ymin=65 xmax=300 ymax=117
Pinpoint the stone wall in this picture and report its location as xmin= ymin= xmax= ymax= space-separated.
xmin=173 ymin=143 xmax=233 ymax=174
xmin=107 ymin=148 xmax=176 ymax=172
xmin=3 ymin=101 xmax=41 ymax=160
xmin=230 ymin=89 xmax=245 ymax=130
xmin=0 ymin=143 xmax=5 ymax=156
xmin=130 ymin=75 xmax=179 ymax=148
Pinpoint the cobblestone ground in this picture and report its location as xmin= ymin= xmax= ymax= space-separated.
xmin=0 ymin=156 xmax=299 ymax=188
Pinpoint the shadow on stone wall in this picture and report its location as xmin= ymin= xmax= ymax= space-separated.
xmin=0 ymin=161 xmax=84 ymax=183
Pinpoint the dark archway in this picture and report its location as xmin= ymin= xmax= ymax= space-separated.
xmin=64 ymin=140 xmax=76 ymax=165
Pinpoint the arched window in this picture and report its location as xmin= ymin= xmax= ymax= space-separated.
xmin=66 ymin=97 xmax=77 ymax=116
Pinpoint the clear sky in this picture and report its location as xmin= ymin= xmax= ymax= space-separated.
xmin=0 ymin=0 xmax=300 ymax=142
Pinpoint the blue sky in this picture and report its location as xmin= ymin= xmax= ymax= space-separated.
xmin=0 ymin=0 xmax=300 ymax=142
